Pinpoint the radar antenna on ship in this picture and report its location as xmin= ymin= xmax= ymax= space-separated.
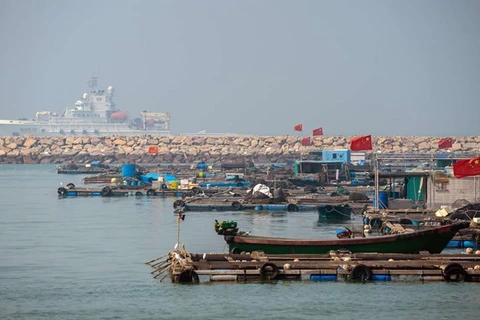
xmin=88 ymin=76 xmax=98 ymax=93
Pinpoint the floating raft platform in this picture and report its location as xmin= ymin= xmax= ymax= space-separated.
xmin=148 ymin=250 xmax=480 ymax=284
xmin=57 ymin=185 xmax=196 ymax=198
xmin=181 ymin=202 xmax=317 ymax=212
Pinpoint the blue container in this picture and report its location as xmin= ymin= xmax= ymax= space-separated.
xmin=254 ymin=205 xmax=264 ymax=211
xmin=447 ymin=240 xmax=476 ymax=249
xmin=371 ymin=274 xmax=392 ymax=281
xmin=131 ymin=180 xmax=138 ymax=186
xmin=310 ymin=274 xmax=337 ymax=281
xmin=373 ymin=192 xmax=389 ymax=209
xmin=197 ymin=162 xmax=208 ymax=169
xmin=122 ymin=164 xmax=136 ymax=178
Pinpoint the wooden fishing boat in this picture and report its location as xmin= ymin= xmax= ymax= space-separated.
xmin=214 ymin=220 xmax=470 ymax=254
xmin=317 ymin=204 xmax=353 ymax=221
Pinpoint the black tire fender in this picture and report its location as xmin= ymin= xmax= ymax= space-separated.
xmin=260 ymin=262 xmax=279 ymax=280
xmin=173 ymin=199 xmax=186 ymax=209
xmin=287 ymin=203 xmax=299 ymax=212
xmin=443 ymin=263 xmax=468 ymax=282
xmin=135 ymin=191 xmax=143 ymax=196
xmin=191 ymin=187 xmax=200 ymax=194
xmin=101 ymin=186 xmax=111 ymax=197
xmin=351 ymin=264 xmax=372 ymax=281
xmin=369 ymin=217 xmax=383 ymax=230
xmin=230 ymin=247 xmax=241 ymax=254
xmin=66 ymin=183 xmax=75 ymax=189
xmin=231 ymin=201 xmax=242 ymax=211
xmin=57 ymin=187 xmax=67 ymax=196
xmin=146 ymin=188 xmax=156 ymax=196
xmin=161 ymin=183 xmax=168 ymax=190
xmin=177 ymin=269 xmax=200 ymax=283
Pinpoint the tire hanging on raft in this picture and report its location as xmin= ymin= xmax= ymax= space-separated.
xmin=443 ymin=263 xmax=469 ymax=282
xmin=230 ymin=247 xmax=241 ymax=254
xmin=231 ymin=201 xmax=242 ymax=211
xmin=173 ymin=199 xmax=186 ymax=209
xmin=66 ymin=183 xmax=75 ymax=189
xmin=350 ymin=264 xmax=372 ymax=281
xmin=146 ymin=188 xmax=156 ymax=196
xmin=57 ymin=187 xmax=67 ymax=196
xmin=135 ymin=191 xmax=143 ymax=196
xmin=191 ymin=187 xmax=200 ymax=195
xmin=259 ymin=262 xmax=279 ymax=280
xmin=177 ymin=268 xmax=200 ymax=283
xmin=101 ymin=186 xmax=111 ymax=197
xmin=286 ymin=203 xmax=299 ymax=212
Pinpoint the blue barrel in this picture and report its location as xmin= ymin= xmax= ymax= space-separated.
xmin=310 ymin=274 xmax=337 ymax=281
xmin=122 ymin=164 xmax=136 ymax=178
xmin=254 ymin=205 xmax=264 ymax=211
xmin=371 ymin=274 xmax=392 ymax=281
xmin=197 ymin=162 xmax=208 ymax=169
xmin=373 ymin=192 xmax=389 ymax=209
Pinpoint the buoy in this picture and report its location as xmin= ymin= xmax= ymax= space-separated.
xmin=293 ymin=258 xmax=300 ymax=262
xmin=474 ymin=265 xmax=480 ymax=270
xmin=283 ymin=263 xmax=291 ymax=270
xmin=111 ymin=178 xmax=117 ymax=184
xmin=475 ymin=250 xmax=480 ymax=255
xmin=388 ymin=258 xmax=395 ymax=262
xmin=466 ymin=247 xmax=474 ymax=254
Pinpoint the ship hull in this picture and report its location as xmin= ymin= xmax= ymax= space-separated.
xmin=0 ymin=120 xmax=171 ymax=137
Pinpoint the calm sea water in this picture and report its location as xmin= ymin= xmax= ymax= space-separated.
xmin=1 ymin=164 xmax=479 ymax=320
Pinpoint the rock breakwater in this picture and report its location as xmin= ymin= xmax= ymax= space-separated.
xmin=0 ymin=135 xmax=479 ymax=164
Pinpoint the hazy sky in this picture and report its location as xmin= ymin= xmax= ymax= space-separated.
xmin=1 ymin=0 xmax=479 ymax=136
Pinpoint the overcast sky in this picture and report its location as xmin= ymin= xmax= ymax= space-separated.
xmin=1 ymin=0 xmax=479 ymax=136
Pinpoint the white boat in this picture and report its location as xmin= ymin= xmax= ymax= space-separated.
xmin=0 ymin=77 xmax=171 ymax=137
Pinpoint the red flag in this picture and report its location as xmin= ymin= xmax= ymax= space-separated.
xmin=312 ymin=127 xmax=323 ymax=136
xmin=453 ymin=156 xmax=480 ymax=178
xmin=438 ymin=137 xmax=453 ymax=149
xmin=301 ymin=137 xmax=311 ymax=146
xmin=148 ymin=146 xmax=159 ymax=154
xmin=294 ymin=124 xmax=303 ymax=131
xmin=350 ymin=135 xmax=373 ymax=151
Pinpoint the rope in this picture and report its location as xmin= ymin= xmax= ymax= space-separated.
xmin=325 ymin=206 xmax=352 ymax=218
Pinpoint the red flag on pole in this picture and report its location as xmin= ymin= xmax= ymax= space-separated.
xmin=301 ymin=137 xmax=311 ymax=146
xmin=350 ymin=135 xmax=373 ymax=151
xmin=148 ymin=146 xmax=159 ymax=154
xmin=312 ymin=127 xmax=323 ymax=136
xmin=453 ymin=156 xmax=480 ymax=178
xmin=294 ymin=124 xmax=303 ymax=132
xmin=438 ymin=137 xmax=453 ymax=149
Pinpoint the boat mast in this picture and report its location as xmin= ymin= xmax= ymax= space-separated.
xmin=88 ymin=76 xmax=98 ymax=93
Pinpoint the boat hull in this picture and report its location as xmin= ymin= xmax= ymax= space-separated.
xmin=225 ymin=222 xmax=470 ymax=254
xmin=0 ymin=120 xmax=171 ymax=137
xmin=317 ymin=204 xmax=352 ymax=222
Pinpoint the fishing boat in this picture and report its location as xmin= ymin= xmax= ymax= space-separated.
xmin=317 ymin=204 xmax=353 ymax=221
xmin=0 ymin=77 xmax=171 ymax=137
xmin=214 ymin=220 xmax=470 ymax=254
